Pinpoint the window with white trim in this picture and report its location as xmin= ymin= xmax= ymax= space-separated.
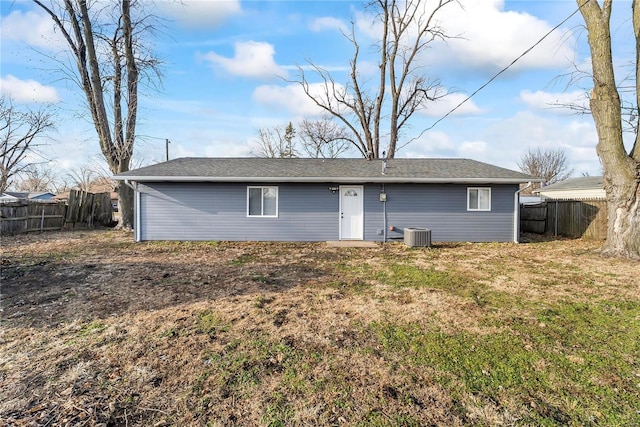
xmin=247 ymin=186 xmax=278 ymax=217
xmin=467 ymin=187 xmax=491 ymax=211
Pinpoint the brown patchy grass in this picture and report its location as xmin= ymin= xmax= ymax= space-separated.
xmin=1 ymin=230 xmax=638 ymax=426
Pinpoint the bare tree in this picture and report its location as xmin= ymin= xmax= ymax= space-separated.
xmin=298 ymin=117 xmax=352 ymax=158
xmin=253 ymin=119 xmax=352 ymax=159
xmin=67 ymin=163 xmax=117 ymax=193
xmin=577 ymin=0 xmax=640 ymax=258
xmin=15 ymin=164 xmax=59 ymax=192
xmin=252 ymin=123 xmax=298 ymax=158
xmin=0 ymin=97 xmax=55 ymax=193
xmin=518 ymin=147 xmax=573 ymax=192
xmin=67 ymin=164 xmax=98 ymax=192
xmin=89 ymin=176 xmax=117 ymax=193
xmin=295 ymin=0 xmax=455 ymax=159
xmin=33 ymin=0 xmax=161 ymax=228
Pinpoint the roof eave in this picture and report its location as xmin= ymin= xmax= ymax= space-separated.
xmin=114 ymin=175 xmax=541 ymax=184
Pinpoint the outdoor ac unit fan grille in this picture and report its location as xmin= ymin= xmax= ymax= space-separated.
xmin=404 ymin=227 xmax=431 ymax=247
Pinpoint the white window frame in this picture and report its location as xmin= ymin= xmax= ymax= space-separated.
xmin=467 ymin=187 xmax=491 ymax=211
xmin=247 ymin=186 xmax=279 ymax=217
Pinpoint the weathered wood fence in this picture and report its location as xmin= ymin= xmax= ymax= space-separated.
xmin=1 ymin=190 xmax=114 ymax=235
xmin=520 ymin=200 xmax=607 ymax=239
xmin=0 ymin=201 xmax=66 ymax=234
xmin=520 ymin=203 xmax=547 ymax=234
xmin=65 ymin=190 xmax=113 ymax=228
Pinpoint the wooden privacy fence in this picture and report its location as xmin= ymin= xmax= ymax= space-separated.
xmin=520 ymin=203 xmax=547 ymax=234
xmin=520 ymin=200 xmax=607 ymax=239
xmin=1 ymin=190 xmax=114 ymax=235
xmin=0 ymin=201 xmax=66 ymax=234
xmin=65 ymin=190 xmax=113 ymax=228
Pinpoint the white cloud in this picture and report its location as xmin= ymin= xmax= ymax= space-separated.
xmin=156 ymin=0 xmax=241 ymax=29
xmin=0 ymin=10 xmax=66 ymax=51
xmin=354 ymin=9 xmax=384 ymax=40
xmin=253 ymin=83 xmax=332 ymax=116
xmin=0 ymin=75 xmax=60 ymax=103
xmin=402 ymin=110 xmax=600 ymax=175
xmin=520 ymin=89 xmax=588 ymax=112
xmin=399 ymin=130 xmax=457 ymax=158
xmin=566 ymin=121 xmax=596 ymax=147
xmin=480 ymin=110 xmax=599 ymax=173
xmin=253 ymin=81 xmax=476 ymax=119
xmin=310 ymin=16 xmax=348 ymax=33
xmin=171 ymin=144 xmax=197 ymax=158
xmin=28 ymin=122 xmax=105 ymax=176
xmin=353 ymin=0 xmax=576 ymax=74
xmin=202 ymin=41 xmax=288 ymax=79
xmin=436 ymin=0 xmax=576 ymax=72
xmin=458 ymin=140 xmax=488 ymax=157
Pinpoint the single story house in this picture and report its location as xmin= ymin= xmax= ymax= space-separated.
xmin=113 ymin=157 xmax=540 ymax=243
xmin=0 ymin=191 xmax=57 ymax=201
xmin=535 ymin=176 xmax=605 ymax=200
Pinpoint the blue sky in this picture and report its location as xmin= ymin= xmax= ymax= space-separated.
xmin=0 ymin=0 xmax=635 ymax=178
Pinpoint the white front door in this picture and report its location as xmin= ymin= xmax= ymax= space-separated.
xmin=340 ymin=185 xmax=364 ymax=240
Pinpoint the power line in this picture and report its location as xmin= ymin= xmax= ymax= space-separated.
xmin=399 ymin=0 xmax=591 ymax=151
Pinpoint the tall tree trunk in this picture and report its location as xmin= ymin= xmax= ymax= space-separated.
xmin=35 ymin=0 xmax=145 ymax=229
xmin=579 ymin=0 xmax=640 ymax=259
xmin=116 ymin=0 xmax=137 ymax=229
xmin=116 ymin=158 xmax=134 ymax=229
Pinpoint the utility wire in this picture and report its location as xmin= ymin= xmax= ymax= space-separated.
xmin=399 ymin=0 xmax=591 ymax=151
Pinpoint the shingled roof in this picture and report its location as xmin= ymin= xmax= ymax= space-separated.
xmin=536 ymin=176 xmax=603 ymax=192
xmin=114 ymin=157 xmax=539 ymax=184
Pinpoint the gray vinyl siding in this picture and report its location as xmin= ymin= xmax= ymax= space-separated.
xmin=364 ymin=183 xmax=517 ymax=242
xmin=138 ymin=182 xmax=338 ymax=241
xmin=136 ymin=182 xmax=517 ymax=242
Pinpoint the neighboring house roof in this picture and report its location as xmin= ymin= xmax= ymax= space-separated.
xmin=520 ymin=195 xmax=543 ymax=205
xmin=114 ymin=157 xmax=540 ymax=184
xmin=54 ymin=191 xmax=118 ymax=201
xmin=535 ymin=176 xmax=605 ymax=200
xmin=0 ymin=191 xmax=56 ymax=200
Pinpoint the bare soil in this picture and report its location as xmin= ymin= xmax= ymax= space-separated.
xmin=1 ymin=231 xmax=334 ymax=329
xmin=0 ymin=230 xmax=638 ymax=426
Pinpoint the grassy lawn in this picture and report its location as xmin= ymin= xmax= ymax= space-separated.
xmin=0 ymin=230 xmax=638 ymax=426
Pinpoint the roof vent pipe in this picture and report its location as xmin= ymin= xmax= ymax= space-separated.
xmin=381 ymin=151 xmax=387 ymax=175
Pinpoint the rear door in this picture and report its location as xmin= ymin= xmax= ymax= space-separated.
xmin=340 ymin=185 xmax=363 ymax=240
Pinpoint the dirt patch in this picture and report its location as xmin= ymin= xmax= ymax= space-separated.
xmin=1 ymin=231 xmax=341 ymax=328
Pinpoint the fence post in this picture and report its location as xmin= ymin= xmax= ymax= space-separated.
xmin=554 ymin=201 xmax=558 ymax=236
